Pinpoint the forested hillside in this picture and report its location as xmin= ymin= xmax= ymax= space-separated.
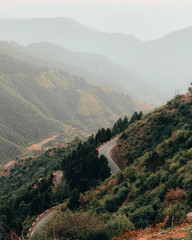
xmin=79 ymin=90 xmax=192 ymax=234
xmin=33 ymin=89 xmax=192 ymax=240
xmin=0 ymin=52 xmax=145 ymax=163
xmin=0 ymin=89 xmax=192 ymax=239
xmin=0 ymin=40 xmax=161 ymax=105
xmin=0 ymin=132 xmax=111 ymax=238
xmin=0 ymin=110 xmax=138 ymax=239
xmin=25 ymin=42 xmax=162 ymax=105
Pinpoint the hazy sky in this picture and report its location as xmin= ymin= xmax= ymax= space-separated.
xmin=1 ymin=0 xmax=192 ymax=40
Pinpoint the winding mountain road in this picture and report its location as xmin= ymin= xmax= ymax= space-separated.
xmin=28 ymin=138 xmax=120 ymax=238
xmin=28 ymin=206 xmax=57 ymax=239
xmin=29 ymin=210 xmax=55 ymax=238
xmin=99 ymin=137 xmax=120 ymax=174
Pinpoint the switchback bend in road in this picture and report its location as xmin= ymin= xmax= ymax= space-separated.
xmin=99 ymin=137 xmax=120 ymax=174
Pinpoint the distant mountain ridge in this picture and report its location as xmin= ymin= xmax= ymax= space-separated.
xmin=0 ymin=18 xmax=140 ymax=65
xmin=0 ymin=18 xmax=190 ymax=99
xmin=26 ymin=42 xmax=162 ymax=105
xmin=0 ymin=40 xmax=162 ymax=105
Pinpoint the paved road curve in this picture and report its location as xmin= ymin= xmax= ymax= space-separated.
xmin=29 ymin=211 xmax=55 ymax=238
xmin=99 ymin=137 xmax=120 ymax=174
xmin=28 ymin=138 xmax=120 ymax=238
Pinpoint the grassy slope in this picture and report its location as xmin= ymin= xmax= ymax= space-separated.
xmin=80 ymin=92 xmax=192 ymax=231
xmin=22 ymin=91 xmax=192 ymax=240
xmin=0 ymin=92 xmax=192 ymax=239
xmin=0 ymin=53 xmax=144 ymax=163
xmin=0 ymin=40 xmax=162 ymax=106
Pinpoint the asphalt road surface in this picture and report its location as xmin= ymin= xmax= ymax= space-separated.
xmin=29 ymin=210 xmax=55 ymax=238
xmin=99 ymin=137 xmax=120 ymax=174
xmin=29 ymin=138 xmax=120 ymax=238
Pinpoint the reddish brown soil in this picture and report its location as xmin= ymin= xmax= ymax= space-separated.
xmin=113 ymin=221 xmax=192 ymax=240
xmin=111 ymin=139 xmax=128 ymax=169
xmin=0 ymin=160 xmax=17 ymax=177
xmin=53 ymin=170 xmax=64 ymax=186
xmin=27 ymin=135 xmax=58 ymax=151
xmin=171 ymin=131 xmax=177 ymax=140
xmin=110 ymin=145 xmax=120 ymax=166
xmin=181 ymin=92 xmax=191 ymax=102
xmin=132 ymin=231 xmax=187 ymax=240
xmin=49 ymin=150 xmax=54 ymax=157
xmin=130 ymin=225 xmax=189 ymax=240
xmin=166 ymin=108 xmax=178 ymax=114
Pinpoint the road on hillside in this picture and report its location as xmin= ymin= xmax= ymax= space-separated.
xmin=29 ymin=209 xmax=56 ymax=239
xmin=28 ymin=139 xmax=120 ymax=238
xmin=99 ymin=137 xmax=120 ymax=174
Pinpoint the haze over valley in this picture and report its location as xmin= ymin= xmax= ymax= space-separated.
xmin=0 ymin=0 xmax=192 ymax=239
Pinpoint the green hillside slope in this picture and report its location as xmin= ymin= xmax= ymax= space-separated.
xmin=0 ymin=40 xmax=162 ymax=105
xmin=0 ymin=54 xmax=144 ymax=163
xmin=0 ymin=90 xmax=192 ymax=239
xmin=26 ymin=42 xmax=162 ymax=105
xmin=78 ymin=91 xmax=192 ymax=232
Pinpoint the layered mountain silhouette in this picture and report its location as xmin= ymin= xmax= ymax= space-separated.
xmin=0 ymin=18 xmax=190 ymax=99
xmin=0 ymin=40 xmax=161 ymax=105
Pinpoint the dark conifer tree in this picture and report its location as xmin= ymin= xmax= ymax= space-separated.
xmin=67 ymin=190 xmax=80 ymax=211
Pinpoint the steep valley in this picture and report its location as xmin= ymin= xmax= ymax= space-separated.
xmin=0 ymin=51 xmax=147 ymax=163
xmin=0 ymin=88 xmax=192 ymax=240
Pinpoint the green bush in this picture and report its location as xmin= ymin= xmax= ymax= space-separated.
xmin=165 ymin=202 xmax=188 ymax=226
xmin=37 ymin=210 xmax=105 ymax=240
xmin=83 ymin=229 xmax=110 ymax=240
xmin=107 ymin=213 xmax=134 ymax=237
xmin=129 ymin=205 xmax=155 ymax=228
xmin=105 ymin=197 xmax=118 ymax=213
xmin=120 ymin=132 xmax=128 ymax=140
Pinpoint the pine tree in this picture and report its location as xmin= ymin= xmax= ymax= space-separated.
xmin=123 ymin=115 xmax=129 ymax=129
xmin=67 ymin=190 xmax=80 ymax=211
xmin=130 ymin=112 xmax=139 ymax=123
xmin=106 ymin=128 xmax=112 ymax=141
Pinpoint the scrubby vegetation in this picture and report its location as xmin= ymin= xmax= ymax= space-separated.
xmin=0 ymin=134 xmax=111 ymax=239
xmin=31 ymin=91 xmax=192 ymax=240
xmin=79 ymin=91 xmax=192 ymax=234
xmin=1 ymin=88 xmax=192 ymax=240
xmin=64 ymin=91 xmax=192 ymax=239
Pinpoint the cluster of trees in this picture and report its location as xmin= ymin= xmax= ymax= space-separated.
xmin=91 ymin=111 xmax=143 ymax=147
xmin=78 ymin=92 xmax=192 ymax=232
xmin=0 ymin=142 xmax=77 ymax=238
xmin=117 ymin=95 xmax=192 ymax=165
xmin=0 ymin=130 xmax=112 ymax=238
xmin=113 ymin=112 xmax=143 ymax=135
xmin=62 ymin=141 xmax=110 ymax=193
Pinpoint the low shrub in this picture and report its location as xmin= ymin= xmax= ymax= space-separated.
xmin=107 ymin=213 xmax=134 ymax=237
xmin=83 ymin=229 xmax=110 ymax=240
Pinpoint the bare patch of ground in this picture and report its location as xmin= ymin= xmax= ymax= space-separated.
xmin=166 ymin=108 xmax=178 ymax=114
xmin=27 ymin=135 xmax=58 ymax=151
xmin=0 ymin=160 xmax=17 ymax=177
xmin=114 ymin=222 xmax=192 ymax=240
xmin=181 ymin=92 xmax=191 ymax=102
xmin=110 ymin=145 xmax=120 ymax=167
xmin=130 ymin=226 xmax=189 ymax=240
xmin=53 ymin=170 xmax=64 ymax=186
